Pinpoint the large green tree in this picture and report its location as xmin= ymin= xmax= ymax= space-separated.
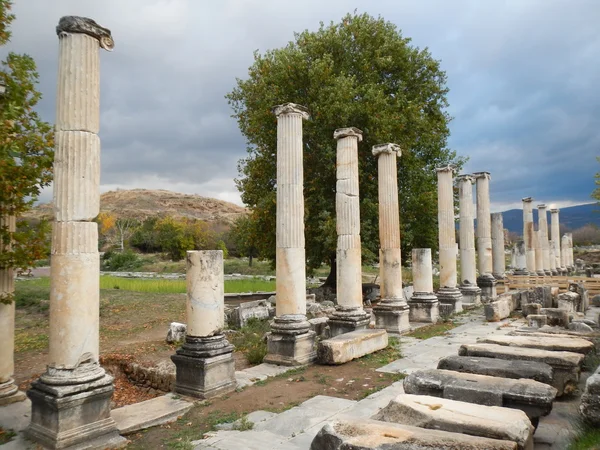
xmin=227 ymin=13 xmax=464 ymax=286
xmin=0 ymin=0 xmax=54 ymax=302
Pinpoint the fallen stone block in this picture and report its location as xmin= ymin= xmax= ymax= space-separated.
xmin=540 ymin=308 xmax=569 ymax=327
xmin=569 ymin=282 xmax=589 ymax=312
xmin=459 ymin=343 xmax=584 ymax=396
xmin=485 ymin=295 xmax=513 ymax=322
xmin=592 ymin=294 xmax=600 ymax=307
xmin=557 ymin=291 xmax=579 ymax=313
xmin=522 ymin=303 xmax=541 ymax=317
xmin=478 ymin=334 xmax=594 ymax=355
xmin=166 ymin=322 xmax=186 ymax=344
xmin=569 ymin=322 xmax=594 ymax=333
xmin=317 ymin=329 xmax=388 ymax=365
xmin=512 ymin=326 xmax=600 ymax=341
xmin=525 ymin=286 xmax=552 ymax=308
xmin=373 ymin=394 xmax=534 ymax=450
xmin=403 ymin=369 xmax=556 ymax=427
xmin=571 ymin=318 xmax=598 ymax=329
xmin=580 ymin=366 xmax=600 ymax=426
xmin=437 ymin=355 xmax=553 ymax=385
xmin=310 ymin=418 xmax=519 ymax=450
xmin=308 ymin=317 xmax=330 ymax=338
xmin=528 ymin=314 xmax=547 ymax=328
xmin=229 ymin=300 xmax=270 ymax=328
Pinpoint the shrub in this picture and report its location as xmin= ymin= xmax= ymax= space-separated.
xmin=101 ymin=250 xmax=145 ymax=271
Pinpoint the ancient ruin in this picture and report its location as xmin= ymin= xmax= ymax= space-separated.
xmin=522 ymin=197 xmax=536 ymax=274
xmin=409 ymin=248 xmax=439 ymax=322
xmin=474 ymin=172 xmax=497 ymax=299
xmin=457 ymin=174 xmax=481 ymax=305
xmin=491 ymin=212 xmax=506 ymax=279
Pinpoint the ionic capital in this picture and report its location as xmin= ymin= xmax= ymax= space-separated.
xmin=56 ymin=16 xmax=114 ymax=51
xmin=333 ymin=127 xmax=363 ymax=142
xmin=456 ymin=174 xmax=475 ymax=184
xmin=473 ymin=171 xmax=491 ymax=181
xmin=522 ymin=197 xmax=533 ymax=203
xmin=272 ymin=103 xmax=310 ymax=119
xmin=435 ymin=164 xmax=455 ymax=174
xmin=372 ymin=143 xmax=401 ymax=157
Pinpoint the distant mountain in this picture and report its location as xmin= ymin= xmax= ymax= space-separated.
xmin=501 ymin=203 xmax=600 ymax=234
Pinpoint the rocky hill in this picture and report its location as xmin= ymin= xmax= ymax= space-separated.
xmin=25 ymin=189 xmax=247 ymax=227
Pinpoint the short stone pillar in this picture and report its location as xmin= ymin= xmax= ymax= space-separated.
xmin=409 ymin=249 xmax=439 ymax=323
xmin=566 ymin=233 xmax=575 ymax=272
xmin=264 ymin=103 xmax=315 ymax=365
xmin=371 ymin=144 xmax=409 ymax=333
xmin=550 ymin=209 xmax=565 ymax=274
xmin=549 ymin=246 xmax=558 ymax=276
xmin=457 ymin=175 xmax=480 ymax=305
xmin=513 ymin=240 xmax=528 ymax=275
xmin=26 ymin=17 xmax=124 ymax=450
xmin=491 ymin=212 xmax=505 ymax=279
xmin=172 ymin=251 xmax=235 ymax=398
xmin=436 ymin=166 xmax=463 ymax=312
xmin=522 ymin=197 xmax=536 ymax=274
xmin=537 ymin=204 xmax=552 ymax=276
xmin=534 ymin=230 xmax=545 ymax=277
xmin=474 ymin=172 xmax=497 ymax=300
xmin=561 ymin=234 xmax=569 ymax=273
xmin=329 ymin=128 xmax=370 ymax=336
xmin=0 ymin=214 xmax=25 ymax=406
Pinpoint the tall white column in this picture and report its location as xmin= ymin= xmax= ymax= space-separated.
xmin=514 ymin=240 xmax=528 ymax=275
xmin=550 ymin=209 xmax=564 ymax=274
xmin=330 ymin=128 xmax=370 ymax=336
xmin=371 ymin=143 xmax=409 ymax=333
xmin=26 ymin=16 xmax=123 ymax=450
xmin=264 ymin=103 xmax=315 ymax=365
xmin=537 ymin=204 xmax=552 ymax=276
xmin=474 ymin=172 xmax=497 ymax=300
xmin=435 ymin=166 xmax=463 ymax=312
xmin=561 ymin=234 xmax=569 ymax=272
xmin=567 ymin=233 xmax=575 ymax=271
xmin=409 ymin=248 xmax=439 ymax=323
xmin=534 ymin=230 xmax=545 ymax=276
xmin=522 ymin=197 xmax=536 ymax=274
xmin=549 ymin=246 xmax=557 ymax=275
xmin=457 ymin=174 xmax=480 ymax=305
xmin=491 ymin=212 xmax=506 ymax=279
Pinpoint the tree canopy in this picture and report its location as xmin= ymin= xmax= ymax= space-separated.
xmin=593 ymin=156 xmax=600 ymax=205
xmin=227 ymin=13 xmax=464 ymax=284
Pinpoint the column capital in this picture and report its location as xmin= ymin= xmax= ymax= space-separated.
xmin=550 ymin=208 xmax=559 ymax=213
xmin=333 ymin=127 xmax=363 ymax=141
xmin=435 ymin=164 xmax=455 ymax=174
xmin=522 ymin=197 xmax=533 ymax=203
xmin=537 ymin=204 xmax=547 ymax=210
xmin=372 ymin=143 xmax=400 ymax=157
xmin=272 ymin=103 xmax=309 ymax=119
xmin=56 ymin=16 xmax=114 ymax=51
xmin=456 ymin=174 xmax=475 ymax=184
xmin=473 ymin=171 xmax=491 ymax=180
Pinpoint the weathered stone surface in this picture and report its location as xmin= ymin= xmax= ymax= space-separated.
xmin=580 ymin=366 xmax=600 ymax=426
xmin=478 ymin=335 xmax=594 ymax=355
xmin=172 ymin=351 xmax=236 ymax=399
xmin=373 ymin=394 xmax=533 ymax=450
xmin=572 ymin=318 xmax=598 ymax=329
xmin=558 ymin=291 xmax=579 ymax=313
xmin=485 ymin=295 xmax=514 ymax=321
xmin=112 ymin=393 xmax=192 ymax=434
xmin=459 ymin=343 xmax=584 ymax=396
xmin=491 ymin=213 xmax=506 ymax=279
xmin=528 ymin=314 xmax=547 ymax=328
xmin=522 ymin=198 xmax=536 ymax=274
xmin=438 ymin=355 xmax=553 ymax=385
xmin=569 ymin=322 xmax=594 ymax=333
xmin=166 ymin=322 xmax=186 ymax=344
xmin=229 ymin=300 xmax=270 ymax=328
xmin=437 ymin=166 xmax=461 ymax=293
xmin=317 ymin=329 xmax=387 ymax=365
xmin=522 ymin=303 xmax=541 ymax=317
xmin=403 ymin=369 xmax=556 ymax=425
xmin=526 ymin=286 xmax=552 ymax=308
xmin=512 ymin=326 xmax=599 ymax=339
xmin=540 ymin=307 xmax=569 ymax=328
xmin=457 ymin=175 xmax=479 ymax=299
xmin=308 ymin=317 xmax=330 ymax=338
xmin=186 ymin=251 xmax=224 ymax=337
xmin=592 ymin=294 xmax=600 ymax=307
xmin=310 ymin=418 xmax=518 ymax=450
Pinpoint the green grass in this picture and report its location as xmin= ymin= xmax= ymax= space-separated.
xmin=14 ymin=278 xmax=50 ymax=312
xmin=101 ymin=275 xmax=275 ymax=294
xmin=568 ymin=420 xmax=600 ymax=450
xmin=228 ymin=318 xmax=271 ymax=364
xmin=358 ymin=337 xmax=402 ymax=366
xmin=405 ymin=321 xmax=458 ymax=340
xmin=0 ymin=427 xmax=16 ymax=445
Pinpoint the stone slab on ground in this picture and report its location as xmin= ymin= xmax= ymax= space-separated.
xmin=522 ymin=303 xmax=541 ymax=317
xmin=580 ymin=365 xmax=600 ymax=426
xmin=485 ymin=296 xmax=514 ymax=322
xmin=437 ymin=355 xmax=553 ymax=385
xmin=111 ymin=393 xmax=193 ymax=435
xmin=195 ymin=429 xmax=301 ymax=450
xmin=373 ymin=394 xmax=533 ymax=450
xmin=511 ymin=326 xmax=600 ymax=340
xmin=540 ymin=308 xmax=569 ymax=327
xmin=317 ymin=329 xmax=388 ymax=364
xmin=234 ymin=363 xmax=291 ymax=389
xmin=0 ymin=397 xmax=33 ymax=450
xmin=509 ymin=329 xmax=598 ymax=343
xmin=310 ymin=418 xmax=518 ymax=450
xmin=403 ymin=369 xmax=556 ymax=425
xmin=478 ymin=334 xmax=594 ymax=355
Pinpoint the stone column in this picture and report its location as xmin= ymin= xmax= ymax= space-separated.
xmin=371 ymin=143 xmax=409 ymax=333
xmin=264 ymin=103 xmax=315 ymax=365
xmin=567 ymin=233 xmax=575 ymax=272
xmin=534 ymin=230 xmax=545 ymax=277
xmin=549 ymin=246 xmax=557 ymax=275
xmin=172 ymin=251 xmax=235 ymax=398
xmin=409 ymin=249 xmax=439 ymax=323
xmin=474 ymin=172 xmax=497 ymax=300
xmin=436 ymin=166 xmax=463 ymax=312
xmin=537 ymin=204 xmax=552 ymax=276
xmin=26 ymin=17 xmax=124 ymax=450
xmin=514 ymin=240 xmax=528 ymax=275
xmin=0 ymin=214 xmax=25 ymax=405
xmin=491 ymin=212 xmax=506 ymax=279
xmin=457 ymin=175 xmax=480 ymax=305
xmin=522 ymin=197 xmax=536 ymax=274
xmin=329 ymin=128 xmax=370 ymax=336
xmin=561 ymin=234 xmax=569 ymax=273
xmin=550 ymin=209 xmax=564 ymax=274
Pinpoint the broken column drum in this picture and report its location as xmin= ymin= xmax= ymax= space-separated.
xmin=457 ymin=174 xmax=481 ymax=305
xmin=534 ymin=229 xmax=545 ymax=277
xmin=371 ymin=143 xmax=409 ymax=333
xmin=550 ymin=209 xmax=564 ymax=274
xmin=537 ymin=204 xmax=552 ymax=276
xmin=522 ymin=197 xmax=536 ymax=275
xmin=474 ymin=172 xmax=497 ymax=300
xmin=329 ymin=128 xmax=371 ymax=336
xmin=263 ymin=103 xmax=316 ymax=365
xmin=514 ymin=240 xmax=528 ymax=275
xmin=171 ymin=251 xmax=236 ymax=398
xmin=436 ymin=166 xmax=463 ymax=312
xmin=491 ymin=212 xmax=506 ymax=279
xmin=25 ymin=16 xmax=125 ymax=450
xmin=409 ymin=248 xmax=439 ymax=323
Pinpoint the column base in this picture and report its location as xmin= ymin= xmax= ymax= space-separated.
xmin=171 ymin=334 xmax=236 ymax=399
xmin=492 ymin=272 xmax=505 ymax=280
xmin=25 ymin=363 xmax=125 ymax=450
xmin=459 ymin=284 xmax=482 ymax=306
xmin=544 ymin=270 xmax=552 ymax=276
xmin=328 ymin=307 xmax=370 ymax=337
xmin=408 ymin=293 xmax=439 ymax=323
xmin=513 ymin=269 xmax=529 ymax=275
xmin=536 ymin=270 xmax=546 ymax=277
xmin=551 ymin=270 xmax=559 ymax=276
xmin=477 ymin=274 xmax=497 ymax=302
xmin=0 ymin=378 xmax=26 ymax=406
xmin=373 ymin=300 xmax=410 ymax=333
xmin=436 ymin=287 xmax=463 ymax=313
xmin=263 ymin=314 xmax=316 ymax=366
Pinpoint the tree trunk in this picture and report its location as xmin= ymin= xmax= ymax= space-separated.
xmin=322 ymin=253 xmax=337 ymax=290
xmin=248 ymin=253 xmax=253 ymax=267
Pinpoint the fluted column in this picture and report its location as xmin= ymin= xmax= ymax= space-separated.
xmin=329 ymin=128 xmax=370 ymax=336
xmin=550 ymin=209 xmax=564 ymax=274
xmin=435 ymin=166 xmax=463 ymax=312
xmin=491 ymin=213 xmax=505 ymax=279
xmin=474 ymin=172 xmax=497 ymax=300
xmin=514 ymin=240 xmax=528 ymax=275
xmin=371 ymin=144 xmax=409 ymax=333
xmin=534 ymin=230 xmax=545 ymax=277
xmin=549 ymin=246 xmax=557 ymax=275
xmin=409 ymin=249 xmax=439 ymax=323
xmin=561 ymin=234 xmax=569 ymax=273
xmin=264 ymin=103 xmax=315 ymax=365
xmin=537 ymin=204 xmax=552 ymax=276
xmin=567 ymin=232 xmax=575 ymax=271
xmin=522 ymin=197 xmax=536 ymax=274
xmin=457 ymin=175 xmax=481 ymax=305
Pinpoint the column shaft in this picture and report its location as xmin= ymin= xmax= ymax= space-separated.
xmin=475 ymin=173 xmax=493 ymax=275
xmin=522 ymin=198 xmax=536 ymax=273
xmin=534 ymin=230 xmax=544 ymax=276
xmin=409 ymin=248 xmax=439 ymax=323
xmin=537 ymin=205 xmax=551 ymax=276
xmin=550 ymin=209 xmax=563 ymax=272
xmin=186 ymin=251 xmax=224 ymax=337
xmin=437 ymin=167 xmax=458 ymax=289
xmin=491 ymin=213 xmax=505 ymax=279
xmin=514 ymin=240 xmax=528 ymax=274
xmin=458 ymin=176 xmax=476 ymax=285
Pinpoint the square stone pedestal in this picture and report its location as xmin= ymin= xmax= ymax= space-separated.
xmin=373 ymin=302 xmax=410 ymax=334
xmin=328 ymin=307 xmax=371 ymax=337
xmin=0 ymin=379 xmax=26 ymax=406
xmin=436 ymin=287 xmax=463 ymax=314
xmin=460 ymin=285 xmax=482 ymax=308
xmin=477 ymin=275 xmax=497 ymax=303
xmin=263 ymin=330 xmax=316 ymax=366
xmin=25 ymin=373 xmax=125 ymax=450
xmin=408 ymin=294 xmax=439 ymax=323
xmin=172 ymin=352 xmax=236 ymax=399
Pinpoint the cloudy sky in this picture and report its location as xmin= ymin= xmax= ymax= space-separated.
xmin=4 ymin=0 xmax=599 ymax=212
